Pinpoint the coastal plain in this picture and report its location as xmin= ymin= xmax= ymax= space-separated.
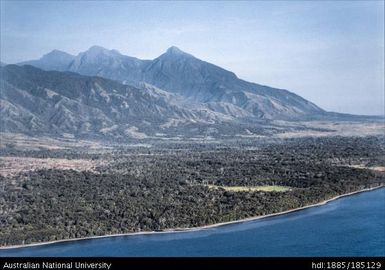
xmin=0 ymin=127 xmax=384 ymax=247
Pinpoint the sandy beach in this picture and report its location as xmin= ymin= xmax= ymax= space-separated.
xmin=1 ymin=185 xmax=383 ymax=250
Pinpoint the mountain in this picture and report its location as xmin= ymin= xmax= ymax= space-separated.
xmin=19 ymin=46 xmax=325 ymax=120
xmin=67 ymin=46 xmax=149 ymax=85
xmin=1 ymin=64 xmax=252 ymax=139
xmin=20 ymin=50 xmax=75 ymax=72
xmin=143 ymin=46 xmax=324 ymax=119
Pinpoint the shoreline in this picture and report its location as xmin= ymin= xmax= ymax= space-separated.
xmin=1 ymin=185 xmax=384 ymax=250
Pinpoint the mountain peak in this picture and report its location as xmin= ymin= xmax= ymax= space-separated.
xmin=83 ymin=46 xmax=122 ymax=57
xmin=165 ymin=46 xmax=191 ymax=57
xmin=88 ymin=45 xmax=107 ymax=50
xmin=86 ymin=45 xmax=110 ymax=53
xmin=43 ymin=49 xmax=73 ymax=59
xmin=48 ymin=49 xmax=66 ymax=54
xmin=167 ymin=46 xmax=183 ymax=53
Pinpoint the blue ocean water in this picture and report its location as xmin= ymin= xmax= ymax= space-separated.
xmin=1 ymin=188 xmax=384 ymax=257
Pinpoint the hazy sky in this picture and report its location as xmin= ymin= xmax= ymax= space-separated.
xmin=1 ymin=1 xmax=384 ymax=115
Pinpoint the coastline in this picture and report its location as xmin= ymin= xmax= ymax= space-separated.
xmin=1 ymin=185 xmax=384 ymax=250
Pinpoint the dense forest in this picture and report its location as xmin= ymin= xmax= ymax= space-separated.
xmin=0 ymin=136 xmax=384 ymax=246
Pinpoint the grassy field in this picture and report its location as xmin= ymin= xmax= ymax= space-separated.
xmin=206 ymin=185 xmax=291 ymax=192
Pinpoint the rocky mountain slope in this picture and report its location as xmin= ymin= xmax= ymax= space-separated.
xmin=18 ymin=46 xmax=326 ymax=120
xmin=1 ymin=65 xmax=245 ymax=139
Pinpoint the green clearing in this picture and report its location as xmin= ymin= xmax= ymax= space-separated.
xmin=206 ymin=185 xmax=291 ymax=192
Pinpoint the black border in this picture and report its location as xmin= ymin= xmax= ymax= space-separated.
xmin=0 ymin=257 xmax=384 ymax=270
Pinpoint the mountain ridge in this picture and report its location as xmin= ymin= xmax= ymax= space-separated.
xmin=2 ymin=46 xmax=381 ymax=141
xmin=2 ymin=64 xmax=261 ymax=140
xmin=17 ymin=46 xmax=325 ymax=120
xmin=20 ymin=50 xmax=75 ymax=72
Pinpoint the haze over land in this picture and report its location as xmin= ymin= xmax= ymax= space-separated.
xmin=2 ymin=45 xmax=382 ymax=141
xmin=1 ymin=1 xmax=383 ymax=115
